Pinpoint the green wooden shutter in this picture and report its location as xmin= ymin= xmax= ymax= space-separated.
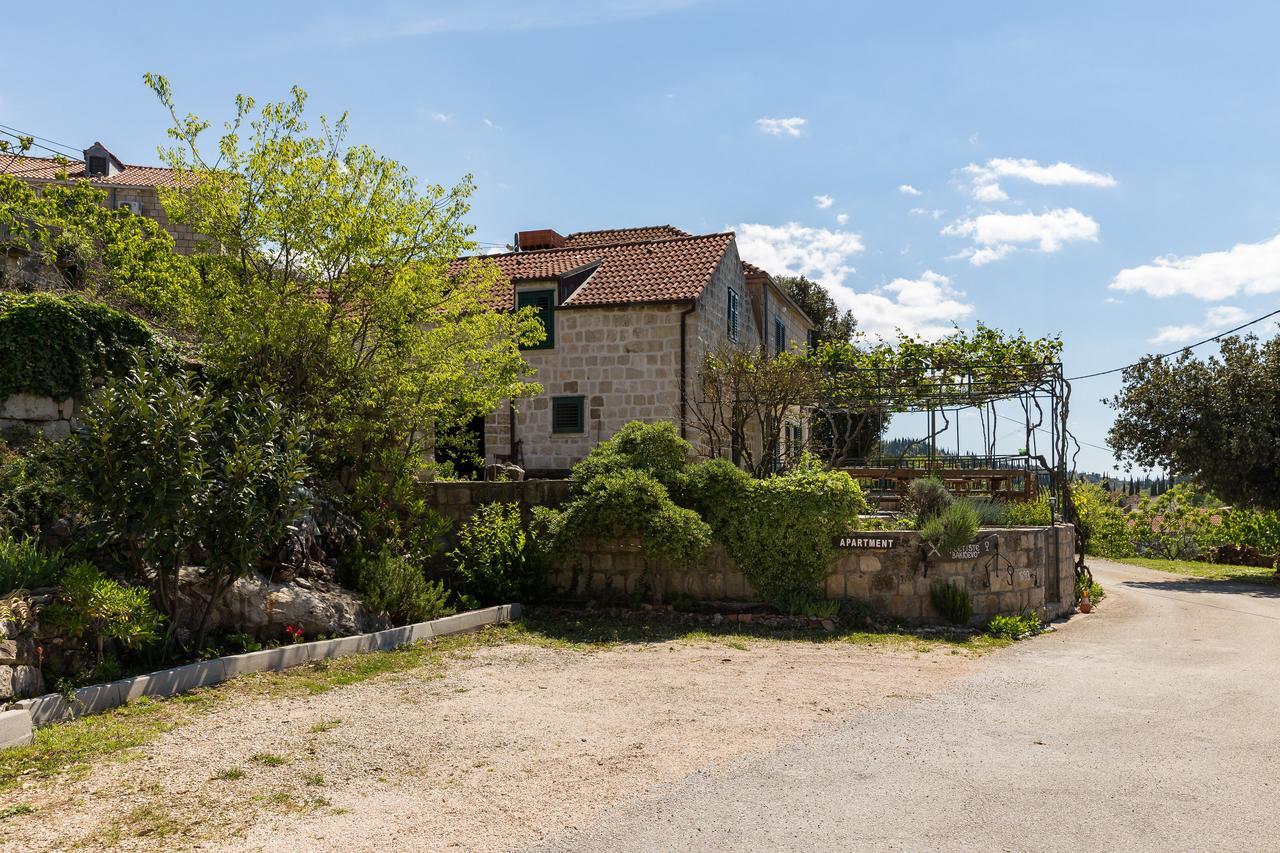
xmin=551 ymin=396 xmax=584 ymax=433
xmin=517 ymin=289 xmax=555 ymax=349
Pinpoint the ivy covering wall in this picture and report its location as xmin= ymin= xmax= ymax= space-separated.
xmin=0 ymin=292 xmax=154 ymax=400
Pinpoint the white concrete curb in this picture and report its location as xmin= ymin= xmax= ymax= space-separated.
xmin=2 ymin=603 xmax=521 ymax=744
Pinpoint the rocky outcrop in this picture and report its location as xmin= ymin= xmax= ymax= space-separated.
xmin=177 ymin=569 xmax=387 ymax=640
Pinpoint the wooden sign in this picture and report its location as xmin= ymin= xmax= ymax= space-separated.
xmin=832 ymin=534 xmax=900 ymax=550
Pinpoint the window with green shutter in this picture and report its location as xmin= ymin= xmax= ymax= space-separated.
xmin=517 ymin=289 xmax=555 ymax=349
xmin=774 ymin=316 xmax=786 ymax=356
xmin=727 ymin=288 xmax=740 ymax=341
xmin=551 ymin=395 xmax=585 ymax=434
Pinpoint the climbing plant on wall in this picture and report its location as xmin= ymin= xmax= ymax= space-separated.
xmin=0 ymin=292 xmax=156 ymax=400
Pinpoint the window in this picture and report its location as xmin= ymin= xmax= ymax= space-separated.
xmin=727 ymin=288 xmax=740 ymax=341
xmin=774 ymin=317 xmax=786 ymax=356
xmin=87 ymin=155 xmax=108 ymax=176
xmin=516 ymin=289 xmax=555 ymax=349
xmin=551 ymin=395 xmax=585 ymax=434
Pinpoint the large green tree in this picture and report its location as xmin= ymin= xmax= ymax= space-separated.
xmin=144 ymin=75 xmax=543 ymax=484
xmin=773 ymin=275 xmax=857 ymax=343
xmin=1108 ymin=334 xmax=1280 ymax=509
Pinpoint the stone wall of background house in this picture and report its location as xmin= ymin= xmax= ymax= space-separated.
xmin=0 ymin=394 xmax=78 ymax=440
xmin=425 ymin=480 xmax=574 ymax=540
xmin=548 ymin=525 xmax=1078 ymax=624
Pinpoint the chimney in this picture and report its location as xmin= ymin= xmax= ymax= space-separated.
xmin=514 ymin=229 xmax=566 ymax=251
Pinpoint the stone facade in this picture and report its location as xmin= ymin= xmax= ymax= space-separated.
xmin=0 ymin=612 xmax=44 ymax=702
xmin=548 ymin=525 xmax=1078 ymax=624
xmin=487 ymin=239 xmax=816 ymax=475
xmin=98 ymin=184 xmax=202 ymax=254
xmin=0 ymin=393 xmax=78 ymax=440
xmin=425 ymin=479 xmax=573 ymax=535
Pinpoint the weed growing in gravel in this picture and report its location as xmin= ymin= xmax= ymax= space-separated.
xmin=308 ymin=719 xmax=343 ymax=733
xmin=213 ymin=767 xmax=245 ymax=780
xmin=303 ymin=772 xmax=325 ymax=786
xmin=985 ymin=612 xmax=1042 ymax=640
xmin=250 ymin=753 xmax=287 ymax=767
xmin=0 ymin=804 xmax=34 ymax=820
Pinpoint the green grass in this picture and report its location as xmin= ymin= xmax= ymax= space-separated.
xmin=249 ymin=752 xmax=286 ymax=767
xmin=212 ymin=767 xmax=245 ymax=781
xmin=308 ymin=719 xmax=343 ymax=733
xmin=0 ymin=803 xmax=34 ymax=820
xmin=1115 ymin=556 xmax=1278 ymax=584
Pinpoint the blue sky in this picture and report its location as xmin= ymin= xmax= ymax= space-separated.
xmin=7 ymin=0 xmax=1280 ymax=474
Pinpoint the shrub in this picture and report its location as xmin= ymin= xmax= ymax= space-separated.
xmin=1071 ymin=481 xmax=1134 ymax=558
xmin=560 ymin=469 xmax=711 ymax=568
xmin=355 ymin=548 xmax=453 ymax=625
xmin=0 ymin=435 xmax=78 ymax=536
xmin=570 ymin=420 xmax=692 ymax=492
xmin=684 ymin=456 xmax=868 ymax=610
xmin=985 ymin=611 xmax=1041 ymax=640
xmin=920 ymin=500 xmax=980 ymax=553
xmin=929 ymin=581 xmax=973 ymax=625
xmin=1075 ymin=573 xmax=1105 ymax=603
xmin=1006 ymin=495 xmax=1052 ymax=526
xmin=776 ymin=592 xmax=841 ymax=619
xmin=72 ymin=358 xmax=312 ymax=641
xmin=905 ymin=477 xmax=952 ymax=525
xmin=41 ymin=563 xmax=164 ymax=665
xmin=966 ymin=498 xmax=1010 ymax=527
xmin=451 ymin=502 xmax=539 ymax=605
xmin=0 ymin=530 xmax=64 ymax=594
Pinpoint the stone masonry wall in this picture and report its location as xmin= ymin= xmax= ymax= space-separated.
xmin=548 ymin=525 xmax=1078 ymax=625
xmin=0 ymin=394 xmax=78 ymax=440
xmin=425 ymin=479 xmax=573 ymax=533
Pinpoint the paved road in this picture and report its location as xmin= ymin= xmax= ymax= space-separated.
xmin=536 ymin=560 xmax=1280 ymax=852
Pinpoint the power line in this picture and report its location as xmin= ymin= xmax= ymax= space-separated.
xmin=0 ymin=128 xmax=77 ymax=161
xmin=0 ymin=123 xmax=80 ymax=157
xmin=1068 ymin=306 xmax=1280 ymax=381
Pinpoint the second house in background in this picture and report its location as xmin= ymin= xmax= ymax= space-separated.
xmin=450 ymin=225 xmax=815 ymax=477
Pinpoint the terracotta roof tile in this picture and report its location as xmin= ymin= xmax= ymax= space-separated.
xmin=561 ymin=225 xmax=691 ymax=248
xmin=451 ymin=232 xmax=734 ymax=309
xmin=0 ymin=154 xmax=186 ymax=189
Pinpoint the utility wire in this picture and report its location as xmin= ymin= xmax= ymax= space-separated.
xmin=1068 ymin=306 xmax=1280 ymax=381
xmin=0 ymin=123 xmax=80 ymax=157
xmin=0 ymin=128 xmax=77 ymax=161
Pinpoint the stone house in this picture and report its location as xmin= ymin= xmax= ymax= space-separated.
xmin=450 ymin=225 xmax=816 ymax=477
xmin=0 ymin=143 xmax=198 ymax=267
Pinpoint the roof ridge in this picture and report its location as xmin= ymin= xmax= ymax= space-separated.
xmin=458 ymin=230 xmax=733 ymax=263
xmin=567 ymin=224 xmax=684 ymax=237
xmin=1 ymin=153 xmax=175 ymax=171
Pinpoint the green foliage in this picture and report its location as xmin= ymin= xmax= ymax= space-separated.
xmin=0 ymin=435 xmax=77 ymax=535
xmin=0 ymin=292 xmax=156 ymax=400
xmin=451 ymin=502 xmax=540 ymax=605
xmin=965 ymin=498 xmax=1011 ymax=527
xmin=354 ymin=548 xmax=453 ymax=625
xmin=1070 ymin=481 xmax=1135 ymax=559
xmin=985 ymin=611 xmax=1041 ymax=640
xmin=905 ymin=476 xmax=952 ymax=525
xmin=1006 ymin=495 xmax=1052 ymax=526
xmin=920 ymin=500 xmax=980 ymax=552
xmin=1218 ymin=507 xmax=1280 ymax=555
xmin=929 ymin=581 xmax=974 ymax=625
xmin=0 ymin=174 xmax=196 ymax=323
xmin=571 ymin=420 xmax=692 ymax=492
xmin=1075 ymin=574 xmax=1105 ymax=603
xmin=0 ymin=531 xmax=64 ymax=594
xmin=683 ymin=455 xmax=869 ymax=609
xmin=145 ymin=75 xmax=542 ymax=486
xmin=776 ymin=593 xmax=842 ymax=619
xmin=561 ymin=469 xmax=711 ymax=568
xmin=41 ymin=563 xmax=164 ymax=664
xmin=71 ymin=359 xmax=311 ymax=636
xmin=1108 ymin=334 xmax=1280 ymax=510
xmin=773 ymin=275 xmax=857 ymax=344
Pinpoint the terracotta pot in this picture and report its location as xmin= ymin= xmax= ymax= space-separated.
xmin=1079 ymin=597 xmax=1093 ymax=614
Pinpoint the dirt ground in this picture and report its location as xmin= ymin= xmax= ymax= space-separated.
xmin=2 ymin=630 xmax=985 ymax=852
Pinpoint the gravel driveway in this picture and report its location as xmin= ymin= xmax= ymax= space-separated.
xmin=538 ymin=559 xmax=1280 ymax=852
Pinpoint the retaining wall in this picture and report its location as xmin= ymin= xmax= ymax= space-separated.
xmin=550 ymin=525 xmax=1077 ymax=624
xmin=425 ymin=479 xmax=572 ymax=528
xmin=0 ymin=393 xmax=78 ymax=439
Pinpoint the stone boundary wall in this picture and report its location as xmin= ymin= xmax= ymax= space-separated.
xmin=0 ymin=394 xmax=78 ymax=439
xmin=550 ymin=525 xmax=1077 ymax=624
xmin=425 ymin=480 xmax=573 ymax=529
xmin=0 ymin=604 xmax=521 ymax=750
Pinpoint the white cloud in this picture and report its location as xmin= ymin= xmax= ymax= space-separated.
xmin=1104 ymin=297 xmax=1123 ymax=305
xmin=733 ymin=222 xmax=864 ymax=292
xmin=755 ymin=117 xmax=806 ymax=137
xmin=835 ymin=213 xmax=849 ymax=225
xmin=1149 ymin=305 xmax=1249 ymax=345
xmin=847 ymin=271 xmax=974 ymax=340
xmin=1110 ymin=233 xmax=1280 ymax=300
xmin=898 ymin=184 xmax=922 ymax=196
xmin=813 ymin=194 xmax=834 ymax=209
xmin=911 ymin=207 xmax=945 ymax=220
xmin=483 ymin=117 xmax=501 ymax=129
xmin=942 ymin=208 xmax=1099 ymax=265
xmin=431 ymin=112 xmax=453 ymax=123
xmin=964 ymin=157 xmax=1116 ymax=201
